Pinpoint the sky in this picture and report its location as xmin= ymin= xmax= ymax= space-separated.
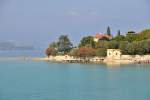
xmin=0 ymin=0 xmax=149 ymax=48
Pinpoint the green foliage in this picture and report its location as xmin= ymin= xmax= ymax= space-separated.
xmin=46 ymin=29 xmax=150 ymax=57
xmin=69 ymin=47 xmax=107 ymax=57
xmin=106 ymin=26 xmax=111 ymax=36
xmin=119 ymin=40 xmax=150 ymax=55
xmin=95 ymin=40 xmax=119 ymax=49
xmin=141 ymin=39 xmax=150 ymax=53
xmin=113 ymin=31 xmax=126 ymax=41
xmin=45 ymin=48 xmax=57 ymax=57
xmin=95 ymin=41 xmax=106 ymax=49
xmin=137 ymin=29 xmax=150 ymax=40
xmin=77 ymin=47 xmax=95 ymax=58
xmin=117 ymin=30 xmax=121 ymax=36
xmin=57 ymin=35 xmax=73 ymax=54
xmin=119 ymin=41 xmax=129 ymax=54
xmin=45 ymin=35 xmax=73 ymax=56
xmin=106 ymin=41 xmax=119 ymax=49
xmin=125 ymin=31 xmax=138 ymax=42
xmin=126 ymin=42 xmax=139 ymax=55
xmin=115 ymin=29 xmax=150 ymax=55
xmin=79 ymin=36 xmax=95 ymax=48
xmin=69 ymin=48 xmax=78 ymax=56
xmin=114 ymin=29 xmax=150 ymax=42
xmin=113 ymin=35 xmax=125 ymax=41
xmin=94 ymin=48 xmax=107 ymax=57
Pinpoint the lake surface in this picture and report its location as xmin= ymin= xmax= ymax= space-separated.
xmin=0 ymin=61 xmax=150 ymax=100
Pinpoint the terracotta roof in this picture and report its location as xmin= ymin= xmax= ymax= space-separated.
xmin=94 ymin=33 xmax=112 ymax=40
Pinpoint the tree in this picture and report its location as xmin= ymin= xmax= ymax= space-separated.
xmin=125 ymin=31 xmax=138 ymax=42
xmin=95 ymin=41 xmax=107 ymax=49
xmin=106 ymin=26 xmax=111 ymax=36
xmin=45 ymin=48 xmax=57 ymax=57
xmin=119 ymin=41 xmax=129 ymax=54
xmin=57 ymin=35 xmax=73 ymax=54
xmin=117 ymin=30 xmax=121 ymax=36
xmin=113 ymin=35 xmax=125 ymax=41
xmin=119 ymin=40 xmax=150 ymax=55
xmin=113 ymin=31 xmax=125 ymax=41
xmin=105 ymin=41 xmax=119 ymax=49
xmin=79 ymin=36 xmax=95 ymax=48
xmin=94 ymin=48 xmax=107 ymax=57
xmin=138 ymin=40 xmax=150 ymax=54
xmin=77 ymin=47 xmax=95 ymax=58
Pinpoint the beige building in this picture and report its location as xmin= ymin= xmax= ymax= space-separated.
xmin=107 ymin=49 xmax=122 ymax=60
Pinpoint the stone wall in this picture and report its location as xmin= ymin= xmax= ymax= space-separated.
xmin=121 ymin=55 xmax=150 ymax=60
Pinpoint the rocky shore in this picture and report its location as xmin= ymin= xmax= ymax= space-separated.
xmin=32 ymin=55 xmax=150 ymax=65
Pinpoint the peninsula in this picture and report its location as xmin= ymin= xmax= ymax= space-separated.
xmin=34 ymin=27 xmax=150 ymax=64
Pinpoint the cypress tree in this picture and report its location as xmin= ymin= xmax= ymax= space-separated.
xmin=107 ymin=26 xmax=111 ymax=36
xmin=117 ymin=30 xmax=121 ymax=36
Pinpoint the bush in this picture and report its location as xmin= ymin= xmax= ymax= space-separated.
xmin=94 ymin=48 xmax=107 ymax=57
xmin=45 ymin=48 xmax=57 ymax=57
xmin=119 ymin=40 xmax=150 ymax=55
xmin=77 ymin=47 xmax=95 ymax=58
xmin=68 ymin=48 xmax=78 ymax=57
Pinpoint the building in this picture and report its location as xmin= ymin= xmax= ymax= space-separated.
xmin=93 ymin=33 xmax=112 ymax=42
xmin=107 ymin=49 xmax=122 ymax=60
xmin=106 ymin=49 xmax=150 ymax=64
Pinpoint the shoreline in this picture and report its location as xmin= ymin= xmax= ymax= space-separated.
xmin=32 ymin=55 xmax=150 ymax=65
xmin=0 ymin=55 xmax=149 ymax=65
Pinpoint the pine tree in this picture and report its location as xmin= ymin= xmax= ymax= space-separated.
xmin=57 ymin=35 xmax=73 ymax=54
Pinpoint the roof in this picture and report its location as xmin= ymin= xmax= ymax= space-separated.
xmin=94 ymin=33 xmax=112 ymax=40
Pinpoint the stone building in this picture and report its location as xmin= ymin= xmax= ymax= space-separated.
xmin=107 ymin=49 xmax=122 ymax=60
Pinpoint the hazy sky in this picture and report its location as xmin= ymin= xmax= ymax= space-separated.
xmin=0 ymin=0 xmax=149 ymax=48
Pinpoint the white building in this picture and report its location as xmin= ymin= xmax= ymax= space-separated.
xmin=107 ymin=49 xmax=122 ymax=60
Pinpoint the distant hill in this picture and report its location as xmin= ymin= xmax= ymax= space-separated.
xmin=0 ymin=42 xmax=34 ymax=51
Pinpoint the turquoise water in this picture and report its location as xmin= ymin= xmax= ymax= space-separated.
xmin=0 ymin=61 xmax=150 ymax=100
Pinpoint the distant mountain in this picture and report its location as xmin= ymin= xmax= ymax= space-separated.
xmin=0 ymin=42 xmax=34 ymax=51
